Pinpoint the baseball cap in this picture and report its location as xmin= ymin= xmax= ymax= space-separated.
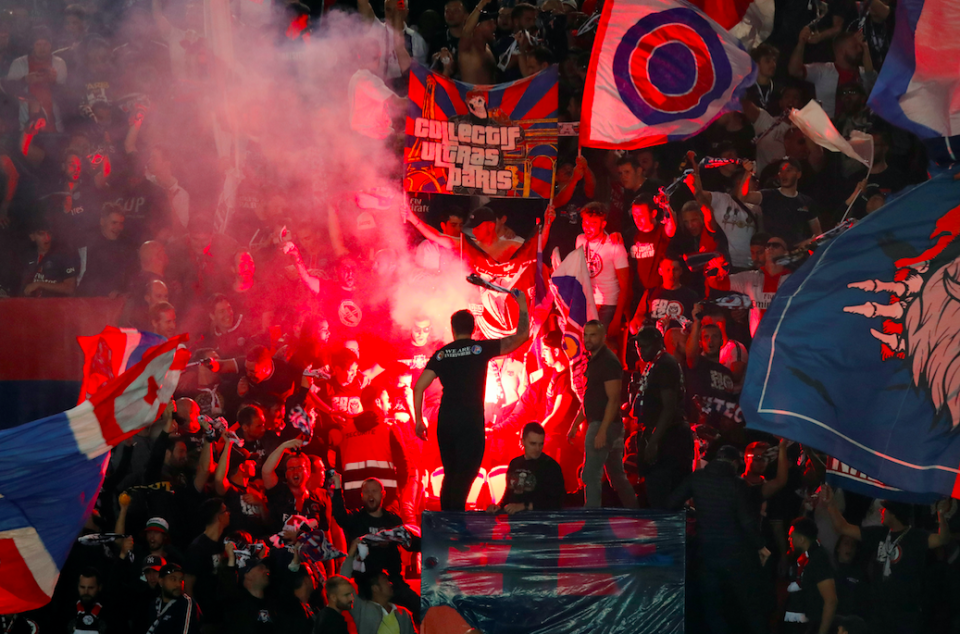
xmin=880 ymin=499 xmax=914 ymax=524
xmin=144 ymin=517 xmax=170 ymax=534
xmin=478 ymin=9 xmax=497 ymax=22
xmin=776 ymin=157 xmax=802 ymax=172
xmin=142 ymin=555 xmax=167 ymax=571
xmin=158 ymin=563 xmax=182 ymax=578
xmin=465 ymin=207 xmax=497 ymax=228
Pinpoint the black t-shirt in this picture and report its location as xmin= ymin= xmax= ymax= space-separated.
xmin=265 ymin=485 xmax=329 ymax=533
xmin=78 ymin=234 xmax=135 ymax=297
xmin=583 ymin=345 xmax=623 ymax=422
xmin=247 ymin=358 xmax=301 ymax=407
xmin=20 ymin=247 xmax=80 ymax=296
xmin=499 ymin=454 xmax=565 ymax=510
xmin=635 ymin=353 xmax=685 ymax=430
xmin=860 ymin=525 xmax=931 ymax=614
xmin=183 ymin=533 xmax=223 ymax=622
xmin=105 ymin=177 xmax=171 ymax=247
xmin=685 ymin=358 xmax=742 ymax=431
xmin=785 ymin=543 xmax=834 ymax=622
xmin=629 ymin=224 xmax=671 ymax=290
xmin=223 ymin=485 xmax=270 ymax=538
xmin=425 ymin=338 xmax=501 ymax=421
xmin=637 ymin=286 xmax=700 ymax=324
xmin=759 ymin=189 xmax=818 ymax=247
xmin=868 ymin=167 xmax=909 ymax=196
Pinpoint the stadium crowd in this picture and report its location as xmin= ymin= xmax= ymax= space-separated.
xmin=0 ymin=0 xmax=958 ymax=633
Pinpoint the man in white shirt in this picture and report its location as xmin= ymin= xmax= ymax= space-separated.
xmin=692 ymin=155 xmax=759 ymax=271
xmin=743 ymin=85 xmax=804 ymax=173
xmin=576 ymin=202 xmax=630 ymax=339
xmin=788 ymin=28 xmax=877 ymax=118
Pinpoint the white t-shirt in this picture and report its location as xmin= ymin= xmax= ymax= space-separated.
xmin=710 ymin=192 xmax=757 ymax=269
xmin=575 ymin=232 xmax=628 ymax=307
xmin=348 ymin=69 xmax=398 ymax=139
xmin=727 ymin=268 xmax=791 ymax=336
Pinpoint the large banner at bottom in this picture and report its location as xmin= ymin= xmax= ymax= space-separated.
xmin=420 ymin=510 xmax=685 ymax=634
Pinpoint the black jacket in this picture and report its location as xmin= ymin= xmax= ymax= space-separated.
xmin=666 ymin=459 xmax=764 ymax=561
xmin=331 ymin=489 xmax=420 ymax=583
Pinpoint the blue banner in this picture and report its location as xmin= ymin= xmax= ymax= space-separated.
xmin=420 ymin=510 xmax=685 ymax=634
xmin=741 ymin=170 xmax=960 ymax=501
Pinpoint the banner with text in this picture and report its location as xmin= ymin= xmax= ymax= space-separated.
xmin=404 ymin=63 xmax=558 ymax=199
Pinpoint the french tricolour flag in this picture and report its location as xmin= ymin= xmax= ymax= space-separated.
xmin=0 ymin=333 xmax=188 ymax=613
xmin=581 ymin=0 xmax=756 ymax=149
xmin=868 ymin=0 xmax=960 ymax=161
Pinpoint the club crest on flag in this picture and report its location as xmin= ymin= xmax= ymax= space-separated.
xmin=613 ymin=8 xmax=732 ymax=123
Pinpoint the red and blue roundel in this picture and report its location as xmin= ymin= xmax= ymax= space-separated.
xmin=613 ymin=7 xmax=732 ymax=125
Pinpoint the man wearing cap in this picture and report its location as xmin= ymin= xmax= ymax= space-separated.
xmin=140 ymin=518 xmax=184 ymax=566
xmin=666 ymin=446 xmax=771 ymax=634
xmin=142 ymin=563 xmax=201 ymax=634
xmin=219 ymin=542 xmax=276 ymax=634
xmin=458 ymin=0 xmax=497 ymax=83
xmin=125 ymin=555 xmax=166 ymax=634
xmin=822 ymin=485 xmax=952 ymax=634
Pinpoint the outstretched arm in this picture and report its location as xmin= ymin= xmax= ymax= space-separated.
xmin=404 ymin=205 xmax=458 ymax=249
xmin=499 ymin=290 xmax=530 ymax=355
xmin=262 ymin=439 xmax=303 ymax=490
xmin=461 ymin=0 xmax=493 ymax=46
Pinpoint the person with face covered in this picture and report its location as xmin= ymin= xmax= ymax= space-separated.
xmin=330 ymin=474 xmax=421 ymax=622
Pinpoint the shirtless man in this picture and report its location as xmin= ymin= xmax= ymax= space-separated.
xmin=458 ymin=0 xmax=497 ymax=84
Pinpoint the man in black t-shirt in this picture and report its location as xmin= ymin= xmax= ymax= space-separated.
xmin=629 ymin=256 xmax=701 ymax=334
xmin=743 ymin=158 xmax=822 ymax=248
xmin=785 ymin=518 xmax=837 ymax=634
xmin=823 ymin=487 xmax=953 ymax=634
xmin=488 ymin=422 xmax=565 ymax=513
xmin=183 ymin=498 xmax=230 ymax=626
xmin=413 ymin=293 xmax=530 ymax=511
xmin=630 ymin=327 xmax=691 ymax=509
xmin=21 ymin=221 xmax=79 ymax=297
xmin=685 ymin=305 xmax=743 ymax=439
xmin=568 ymin=320 xmax=639 ymax=509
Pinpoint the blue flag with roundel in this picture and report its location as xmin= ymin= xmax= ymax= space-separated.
xmin=580 ymin=0 xmax=756 ymax=150
xmin=741 ymin=170 xmax=960 ymax=501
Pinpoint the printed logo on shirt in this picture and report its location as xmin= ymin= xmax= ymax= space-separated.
xmin=400 ymin=354 xmax=430 ymax=369
xmin=331 ymin=396 xmax=362 ymax=415
xmin=709 ymin=370 xmax=734 ymax=392
xmin=471 ymin=345 xmax=483 ymax=354
xmin=436 ymin=351 xmax=445 ymax=360
xmin=876 ymin=542 xmax=904 ymax=566
xmin=630 ymin=242 xmax=656 ymax=260
xmin=755 ymin=292 xmax=776 ymax=310
xmin=649 ymin=299 xmax=684 ymax=319
xmin=338 ymin=300 xmax=362 ymax=327
xmin=438 ymin=347 xmax=479 ymax=359
xmin=509 ymin=469 xmax=537 ymax=494
xmin=585 ymin=249 xmax=603 ymax=278
xmin=257 ymin=610 xmax=272 ymax=623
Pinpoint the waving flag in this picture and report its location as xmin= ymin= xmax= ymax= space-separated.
xmin=550 ymin=248 xmax=599 ymax=400
xmin=741 ymin=170 xmax=960 ymax=501
xmin=868 ymin=0 xmax=960 ymax=142
xmin=77 ymin=327 xmax=166 ymax=404
xmin=581 ymin=0 xmax=756 ymax=150
xmin=0 ymin=334 xmax=188 ymax=613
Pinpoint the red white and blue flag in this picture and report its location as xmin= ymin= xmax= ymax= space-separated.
xmin=550 ymin=248 xmax=598 ymax=400
xmin=581 ymin=0 xmax=756 ymax=149
xmin=0 ymin=332 xmax=188 ymax=613
xmin=868 ymin=0 xmax=960 ymax=141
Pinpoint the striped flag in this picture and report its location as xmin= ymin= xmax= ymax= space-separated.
xmin=0 ymin=334 xmax=189 ymax=613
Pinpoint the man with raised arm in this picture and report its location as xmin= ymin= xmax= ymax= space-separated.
xmin=413 ymin=292 xmax=530 ymax=511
